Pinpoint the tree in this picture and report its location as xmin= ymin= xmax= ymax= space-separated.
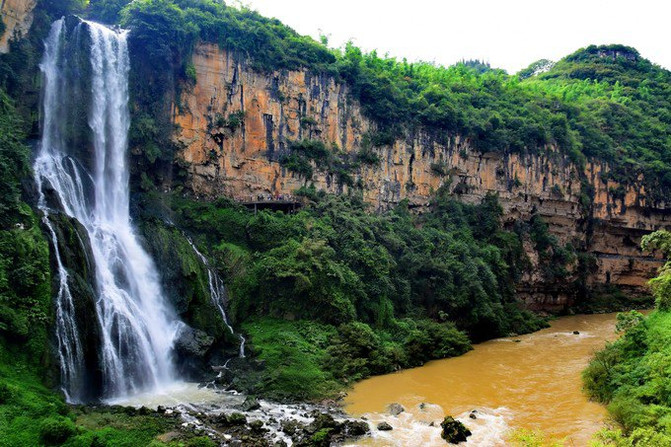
xmin=88 ymin=0 xmax=133 ymax=24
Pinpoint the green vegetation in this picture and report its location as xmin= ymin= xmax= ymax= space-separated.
xmin=162 ymin=189 xmax=547 ymax=398
xmin=508 ymin=428 xmax=564 ymax=446
xmin=0 ymin=89 xmax=51 ymax=370
xmin=0 ymin=341 xmax=207 ymax=446
xmin=278 ymin=139 xmax=360 ymax=187
xmin=92 ymin=0 xmax=336 ymax=72
xmin=526 ymin=213 xmax=576 ymax=282
xmin=641 ymin=231 xmax=671 ymax=311
xmin=241 ymin=317 xmax=471 ymax=401
xmin=241 ymin=319 xmax=340 ymax=400
xmin=583 ymin=230 xmax=671 ymax=446
xmin=138 ymin=219 xmax=228 ymax=339
xmin=0 ymin=90 xmax=30 ymax=226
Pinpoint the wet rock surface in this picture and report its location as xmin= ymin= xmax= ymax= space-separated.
xmin=175 ymin=326 xmax=215 ymax=358
xmin=376 ymin=421 xmax=393 ymax=431
xmin=440 ymin=416 xmax=472 ymax=444
xmin=387 ymin=403 xmax=405 ymax=416
xmin=239 ymin=395 xmax=262 ymax=412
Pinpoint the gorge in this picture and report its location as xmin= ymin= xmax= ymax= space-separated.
xmin=174 ymin=42 xmax=668 ymax=312
xmin=0 ymin=0 xmax=670 ymax=446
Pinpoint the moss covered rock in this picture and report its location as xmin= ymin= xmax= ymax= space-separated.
xmin=440 ymin=416 xmax=471 ymax=444
xmin=46 ymin=212 xmax=103 ymax=398
xmin=138 ymin=219 xmax=226 ymax=338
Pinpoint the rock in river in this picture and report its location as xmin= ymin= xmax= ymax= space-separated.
xmin=440 ymin=416 xmax=471 ymax=444
xmin=377 ymin=421 xmax=393 ymax=431
xmin=387 ymin=403 xmax=405 ymax=416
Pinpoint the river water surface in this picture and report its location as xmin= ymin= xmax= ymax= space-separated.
xmin=344 ymin=313 xmax=624 ymax=446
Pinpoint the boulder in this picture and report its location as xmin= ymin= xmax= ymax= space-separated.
xmin=212 ymin=412 xmax=247 ymax=428
xmin=387 ymin=403 xmax=405 ymax=416
xmin=249 ymin=420 xmax=266 ymax=433
xmin=440 ymin=416 xmax=471 ymax=444
xmin=342 ymin=420 xmax=369 ymax=437
xmin=308 ymin=413 xmax=338 ymax=433
xmin=280 ymin=418 xmax=304 ymax=436
xmin=239 ymin=395 xmax=261 ymax=412
xmin=174 ymin=325 xmax=214 ymax=358
xmin=377 ymin=422 xmax=393 ymax=431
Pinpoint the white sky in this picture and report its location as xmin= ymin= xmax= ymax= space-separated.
xmin=239 ymin=0 xmax=671 ymax=73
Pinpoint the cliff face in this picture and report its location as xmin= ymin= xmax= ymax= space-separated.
xmin=0 ymin=0 xmax=36 ymax=53
xmin=174 ymin=44 xmax=670 ymax=310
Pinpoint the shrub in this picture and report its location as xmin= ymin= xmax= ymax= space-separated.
xmin=357 ymin=149 xmax=380 ymax=166
xmin=39 ymin=417 xmax=78 ymax=446
xmin=584 ymin=310 xmax=671 ymax=444
xmin=169 ymin=192 xmax=545 ymax=399
xmin=641 ymin=230 xmax=671 ymax=310
xmin=403 ymin=320 xmax=471 ymax=366
xmin=430 ymin=161 xmax=448 ymax=176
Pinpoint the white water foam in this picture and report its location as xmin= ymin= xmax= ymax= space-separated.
xmin=346 ymin=404 xmax=513 ymax=447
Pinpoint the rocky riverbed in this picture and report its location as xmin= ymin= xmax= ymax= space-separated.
xmin=102 ymin=383 xmax=369 ymax=446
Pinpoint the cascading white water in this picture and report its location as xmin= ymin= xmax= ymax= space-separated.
xmin=185 ymin=236 xmax=246 ymax=357
xmin=35 ymin=18 xmax=182 ymax=401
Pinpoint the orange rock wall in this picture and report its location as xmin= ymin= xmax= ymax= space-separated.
xmin=174 ymin=44 xmax=670 ymax=310
xmin=0 ymin=0 xmax=36 ymax=53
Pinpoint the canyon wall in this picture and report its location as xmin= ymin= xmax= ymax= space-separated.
xmin=171 ymin=44 xmax=669 ymax=310
xmin=0 ymin=0 xmax=36 ymax=53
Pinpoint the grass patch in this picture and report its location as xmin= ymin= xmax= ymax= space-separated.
xmin=242 ymin=318 xmax=340 ymax=401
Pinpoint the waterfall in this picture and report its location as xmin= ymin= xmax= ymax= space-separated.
xmin=184 ymin=236 xmax=246 ymax=358
xmin=34 ymin=18 xmax=182 ymax=401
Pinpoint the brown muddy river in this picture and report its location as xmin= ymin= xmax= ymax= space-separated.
xmin=344 ymin=313 xmax=623 ymax=446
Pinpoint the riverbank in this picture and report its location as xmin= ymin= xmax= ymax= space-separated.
xmin=583 ymin=310 xmax=671 ymax=446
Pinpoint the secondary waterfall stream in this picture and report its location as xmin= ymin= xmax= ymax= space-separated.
xmin=184 ymin=235 xmax=246 ymax=358
xmin=34 ymin=18 xmax=182 ymax=402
